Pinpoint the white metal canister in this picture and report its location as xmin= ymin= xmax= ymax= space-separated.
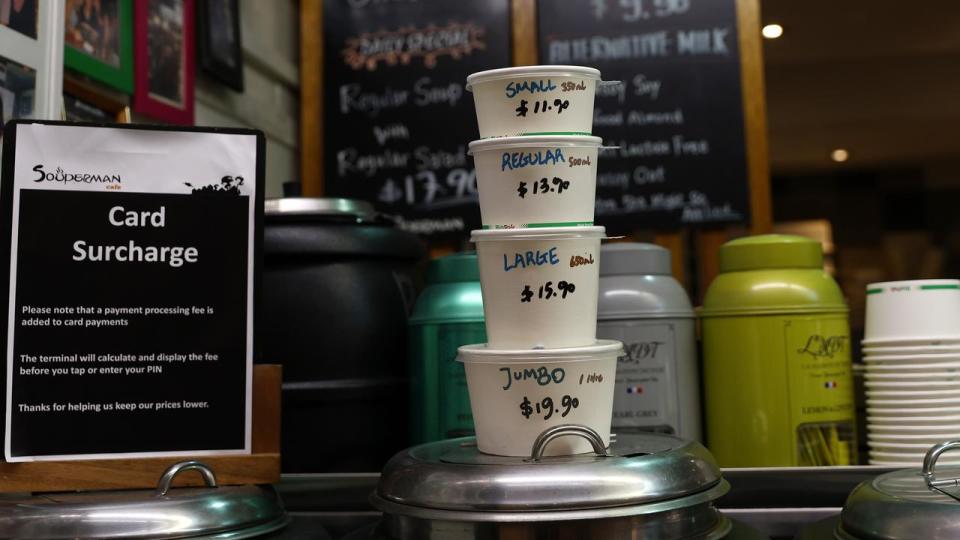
xmin=597 ymin=243 xmax=701 ymax=441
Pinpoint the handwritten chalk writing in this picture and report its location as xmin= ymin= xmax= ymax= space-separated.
xmin=414 ymin=146 xmax=468 ymax=170
xmin=503 ymin=248 xmax=560 ymax=272
xmin=414 ymin=77 xmax=463 ymax=107
xmin=618 ymin=140 xmax=670 ymax=157
xmin=499 ymin=366 xmax=566 ymax=390
xmin=629 ymin=109 xmax=684 ymax=125
xmin=677 ymin=28 xmax=729 ymax=56
xmin=672 ymin=135 xmax=709 ymax=155
xmin=504 ymin=79 xmax=557 ymax=98
xmin=569 ymin=253 xmax=595 ymax=267
xmin=519 ymin=394 xmax=579 ymax=420
xmin=595 ymin=191 xmax=744 ymax=223
xmin=372 ymin=123 xmax=410 ymax=145
xmin=633 ymin=74 xmax=661 ymax=100
xmin=342 ymin=22 xmax=486 ymax=70
xmin=595 ymin=109 xmax=624 ymax=126
xmin=598 ymin=172 xmax=629 ymax=189
xmin=515 ymin=98 xmax=571 ymax=117
xmin=517 ymin=177 xmax=570 ymax=198
xmin=339 ymin=84 xmax=409 ymax=116
xmin=520 ymin=280 xmax=576 ymax=302
xmin=635 ymin=166 xmax=665 ymax=185
xmin=337 ymin=147 xmax=410 ymax=176
xmin=561 ymin=80 xmax=587 ymax=92
xmin=501 ymin=148 xmax=566 ymax=171
xmin=596 ymin=78 xmax=626 ymax=103
xmin=378 ymin=168 xmax=476 ymax=206
xmin=394 ymin=216 xmax=465 ymax=234
xmin=546 ymin=27 xmax=732 ymax=63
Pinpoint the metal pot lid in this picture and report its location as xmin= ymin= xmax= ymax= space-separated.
xmin=0 ymin=461 xmax=289 ymax=540
xmin=264 ymin=197 xmax=378 ymax=223
xmin=372 ymin=425 xmax=727 ymax=522
xmin=839 ymin=441 xmax=960 ymax=540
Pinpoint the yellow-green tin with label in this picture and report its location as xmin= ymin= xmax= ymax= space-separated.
xmin=701 ymin=235 xmax=856 ymax=467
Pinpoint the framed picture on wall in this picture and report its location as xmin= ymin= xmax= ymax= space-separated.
xmin=132 ymin=0 xmax=194 ymax=124
xmin=197 ymin=0 xmax=242 ymax=91
xmin=64 ymin=0 xmax=134 ymax=93
xmin=0 ymin=0 xmax=64 ymax=124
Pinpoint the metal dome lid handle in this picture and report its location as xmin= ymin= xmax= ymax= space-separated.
xmin=155 ymin=460 xmax=219 ymax=497
xmin=527 ymin=424 xmax=609 ymax=462
xmin=923 ymin=440 xmax=960 ymax=501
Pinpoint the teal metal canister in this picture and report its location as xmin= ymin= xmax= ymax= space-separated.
xmin=409 ymin=252 xmax=485 ymax=444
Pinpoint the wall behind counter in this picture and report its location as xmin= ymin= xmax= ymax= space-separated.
xmin=194 ymin=0 xmax=298 ymax=198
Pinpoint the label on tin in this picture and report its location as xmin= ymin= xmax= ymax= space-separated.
xmin=599 ymin=321 xmax=678 ymax=433
xmin=436 ymin=324 xmax=484 ymax=438
xmin=785 ymin=317 xmax=856 ymax=465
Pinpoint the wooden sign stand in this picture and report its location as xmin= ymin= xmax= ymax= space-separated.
xmin=0 ymin=365 xmax=281 ymax=493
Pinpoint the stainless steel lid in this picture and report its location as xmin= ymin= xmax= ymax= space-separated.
xmin=839 ymin=441 xmax=960 ymax=539
xmin=0 ymin=461 xmax=289 ymax=540
xmin=371 ymin=425 xmax=728 ymax=522
xmin=264 ymin=197 xmax=378 ymax=222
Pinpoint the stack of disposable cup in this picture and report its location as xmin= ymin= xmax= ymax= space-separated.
xmin=863 ymin=279 xmax=960 ymax=466
xmin=456 ymin=66 xmax=624 ymax=457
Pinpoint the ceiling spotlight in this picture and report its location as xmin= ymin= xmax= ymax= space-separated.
xmin=762 ymin=24 xmax=784 ymax=39
xmin=830 ymin=149 xmax=849 ymax=163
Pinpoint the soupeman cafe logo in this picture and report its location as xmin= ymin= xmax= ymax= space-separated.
xmin=32 ymin=165 xmax=121 ymax=185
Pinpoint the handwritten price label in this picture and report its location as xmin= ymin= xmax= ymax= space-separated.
xmin=519 ymin=394 xmax=580 ymax=420
xmin=517 ymin=177 xmax=571 ymax=198
xmin=515 ymin=98 xmax=570 ymax=118
xmin=520 ymin=280 xmax=576 ymax=303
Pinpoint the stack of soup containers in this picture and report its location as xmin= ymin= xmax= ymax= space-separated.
xmin=863 ymin=279 xmax=960 ymax=465
xmin=457 ymin=66 xmax=624 ymax=457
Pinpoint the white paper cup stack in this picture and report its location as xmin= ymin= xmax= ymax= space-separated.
xmin=457 ymin=65 xmax=623 ymax=457
xmin=862 ymin=279 xmax=960 ymax=465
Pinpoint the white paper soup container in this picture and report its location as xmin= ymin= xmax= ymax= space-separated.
xmin=865 ymin=380 xmax=960 ymax=389
xmin=469 ymin=136 xmax=601 ymax=229
xmin=863 ymin=345 xmax=960 ymax=356
xmin=868 ymin=421 xmax=960 ymax=432
xmin=863 ymin=280 xmax=960 ymax=342
xmin=869 ymin=414 xmax=960 ymax=425
xmin=458 ymin=340 xmax=622 ymax=456
xmin=467 ymin=66 xmax=601 ymax=138
xmin=472 ymin=227 xmax=604 ymax=349
xmin=863 ymin=353 xmax=960 ymax=364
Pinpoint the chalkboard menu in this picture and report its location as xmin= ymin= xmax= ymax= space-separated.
xmin=323 ymin=0 xmax=510 ymax=235
xmin=538 ymin=0 xmax=751 ymax=231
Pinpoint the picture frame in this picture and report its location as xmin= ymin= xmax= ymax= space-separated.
xmin=64 ymin=0 xmax=134 ymax=94
xmin=62 ymin=73 xmax=130 ymax=123
xmin=0 ymin=0 xmax=64 ymax=123
xmin=197 ymin=0 xmax=243 ymax=92
xmin=132 ymin=0 xmax=194 ymax=124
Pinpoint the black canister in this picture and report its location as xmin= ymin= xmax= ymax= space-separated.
xmin=262 ymin=198 xmax=425 ymax=472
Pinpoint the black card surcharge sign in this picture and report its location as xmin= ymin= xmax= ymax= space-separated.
xmin=0 ymin=121 xmax=264 ymax=461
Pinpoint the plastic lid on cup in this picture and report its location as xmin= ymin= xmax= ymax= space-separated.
xmin=466 ymin=65 xmax=601 ymax=91
xmin=719 ymin=234 xmax=823 ymax=273
xmin=470 ymin=226 xmax=606 ymax=242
